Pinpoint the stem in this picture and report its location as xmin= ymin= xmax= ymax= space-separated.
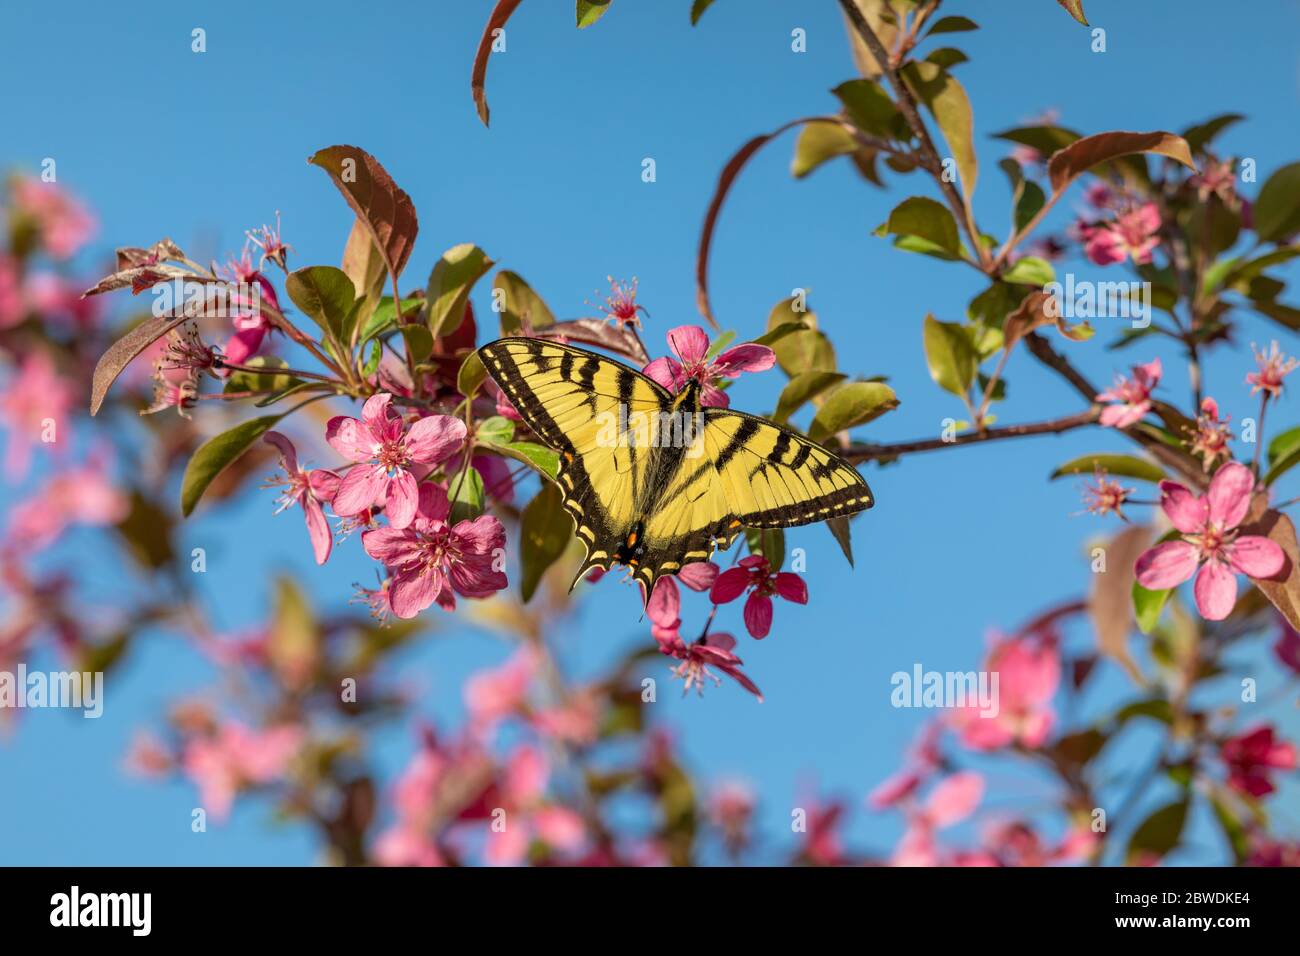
xmin=991 ymin=189 xmax=1068 ymax=272
xmin=1253 ymin=394 xmax=1268 ymax=474
xmin=974 ymin=339 xmax=1015 ymax=427
xmin=845 ymin=408 xmax=1099 ymax=463
xmin=217 ymin=359 xmax=339 ymax=384
xmin=260 ymin=302 xmax=346 ymax=377
xmin=836 ymin=0 xmax=988 ymax=270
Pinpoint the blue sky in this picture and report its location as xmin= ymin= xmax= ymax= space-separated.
xmin=2 ymin=0 xmax=1299 ymax=865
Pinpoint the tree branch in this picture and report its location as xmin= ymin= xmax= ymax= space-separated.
xmin=845 ymin=408 xmax=1099 ymax=463
xmin=837 ymin=0 xmax=989 ymax=269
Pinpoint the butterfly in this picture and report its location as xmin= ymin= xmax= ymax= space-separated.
xmin=478 ymin=336 xmax=874 ymax=601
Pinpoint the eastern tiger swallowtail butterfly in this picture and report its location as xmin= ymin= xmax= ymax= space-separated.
xmin=478 ymin=336 xmax=873 ymax=601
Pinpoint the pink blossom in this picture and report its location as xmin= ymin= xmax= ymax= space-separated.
xmin=890 ymin=772 xmax=984 ymax=867
xmin=646 ymin=561 xmax=719 ymax=641
xmin=948 ymin=631 xmax=1060 ymax=750
xmin=12 ymin=177 xmax=96 ymax=259
xmin=1189 ymin=396 xmax=1232 ymax=471
xmin=246 ymin=211 xmax=291 ymax=271
xmin=709 ymin=780 xmax=756 ymax=855
xmin=0 ymin=255 xmax=22 ymax=329
xmin=1246 ymin=341 xmax=1298 ymax=401
xmin=362 ymin=483 xmax=507 ymax=618
xmin=710 ymin=554 xmax=807 ymax=639
xmin=1134 ymin=462 xmax=1285 ymax=620
xmin=484 ymin=744 xmax=586 ymax=866
xmin=797 ymin=797 xmax=847 ymax=866
xmin=656 ymin=630 xmax=763 ymax=700
xmin=25 ymin=272 xmax=101 ymax=330
xmin=1273 ymin=619 xmax=1300 ymax=676
xmin=0 ymin=350 xmax=75 ymax=478
xmin=1096 ymin=357 xmax=1160 ymax=428
xmin=642 ymin=325 xmax=775 ymax=408
xmin=262 ymin=431 xmax=341 ymax=565
xmin=465 ymin=647 xmax=536 ymax=727
xmin=6 ymin=455 xmax=128 ymax=550
xmin=182 ymin=722 xmax=303 ymax=821
xmin=123 ymin=731 xmax=173 ymax=778
xmin=328 ymin=393 xmax=467 ymax=529
xmin=598 ymin=276 xmax=648 ymax=330
xmin=1084 ymin=203 xmax=1162 ymax=265
xmin=1221 ymin=725 xmax=1297 ymax=798
xmin=532 ymin=689 xmax=601 ymax=746
xmin=1080 ymin=469 xmax=1133 ymax=521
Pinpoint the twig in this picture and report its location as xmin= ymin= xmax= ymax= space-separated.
xmin=844 ymin=408 xmax=1099 ymax=463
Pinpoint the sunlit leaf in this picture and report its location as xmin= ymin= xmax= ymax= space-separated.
xmin=520 ymin=481 xmax=574 ymax=602
xmin=1253 ymin=162 xmax=1300 ymax=242
xmin=426 ymin=243 xmax=494 ymax=339
xmin=308 ymin=145 xmax=418 ymax=284
xmin=1050 ymin=453 xmax=1165 ymax=483
xmin=180 ymin=414 xmax=284 ymax=516
xmin=922 ymin=314 xmax=976 ymax=396
xmin=877 ymin=196 xmax=961 ymax=257
xmin=807 ymin=381 xmax=899 ymax=443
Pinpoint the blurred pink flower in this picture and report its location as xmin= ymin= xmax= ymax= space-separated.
xmin=465 ymin=647 xmax=536 ymax=727
xmin=262 ymin=431 xmax=341 ymax=565
xmin=0 ymin=255 xmax=22 ymax=328
xmin=709 ymin=780 xmax=755 ymax=855
xmin=25 ymin=272 xmax=101 ymax=330
xmin=798 ymin=797 xmax=847 ymax=866
xmin=328 ymin=393 xmax=466 ymax=528
xmin=949 ymin=631 xmax=1060 ymax=750
xmin=12 ymin=177 xmax=97 ymax=259
xmin=643 ymin=325 xmax=775 ymax=408
xmin=1246 ymin=341 xmax=1298 ymax=401
xmin=1096 ymin=358 xmax=1160 ymax=428
xmin=1189 ymin=397 xmax=1232 ymax=471
xmin=1221 ymin=725 xmax=1297 ymax=798
xmin=532 ymin=688 xmax=601 ymax=746
xmin=6 ymin=455 xmax=128 ymax=550
xmin=123 ymin=730 xmax=173 ymax=778
xmin=1135 ymin=462 xmax=1284 ymax=620
xmin=362 ymin=483 xmax=507 ymax=618
xmin=182 ymin=722 xmax=303 ymax=821
xmin=484 ymin=745 xmax=586 ymax=866
xmin=1084 ymin=202 xmax=1161 ymax=265
xmin=0 ymin=350 xmax=74 ymax=478
xmin=710 ymin=554 xmax=807 ymax=639
xmin=1273 ymin=618 xmax=1300 ymax=676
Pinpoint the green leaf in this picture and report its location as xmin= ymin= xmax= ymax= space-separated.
xmin=1133 ymin=581 xmax=1173 ymax=635
xmin=399 ymin=324 xmax=433 ymax=363
xmin=832 ymin=79 xmax=904 ymax=140
xmin=1209 ymin=792 xmax=1251 ymax=864
xmin=745 ymin=528 xmax=785 ymax=571
xmin=924 ymin=15 xmax=977 ymax=35
xmin=254 ymin=381 xmax=326 ymax=408
xmin=1050 ymin=453 xmax=1165 ymax=483
xmin=1014 ymin=179 xmax=1046 ymax=233
xmin=520 ymin=481 xmax=573 ymax=602
xmin=877 ymin=196 xmax=961 ymax=257
xmin=362 ymin=339 xmax=382 ymax=377
xmin=458 ymin=350 xmax=487 ymax=397
xmin=426 ymin=243 xmax=494 ymax=338
xmin=1180 ymin=113 xmax=1244 ymax=155
xmin=115 ymin=490 xmax=175 ymax=569
xmin=285 ymin=265 xmax=356 ymax=342
xmin=689 ymin=0 xmax=716 ymax=25
xmin=478 ymin=415 xmax=515 ymax=445
xmin=223 ymin=356 xmax=303 ymax=395
xmin=774 ymin=371 xmax=847 ymax=423
xmin=766 ymin=297 xmax=835 ymax=376
xmin=922 ymin=314 xmax=976 ymax=396
xmin=901 ymin=62 xmax=977 ymax=201
xmin=1253 ymin=162 xmax=1300 ymax=242
xmin=493 ymin=270 xmax=555 ymax=333
xmin=826 ymin=515 xmax=854 ymax=566
xmin=1268 ymin=425 xmax=1300 ymax=468
xmin=181 ymin=414 xmax=283 ymax=516
xmin=704 ymin=330 xmax=736 ymax=361
xmin=493 ymin=441 xmax=560 ymax=480
xmin=1002 ymin=256 xmax=1055 ymax=286
xmin=448 ymin=466 xmax=485 ymax=525
xmin=269 ymin=576 xmax=318 ymax=691
xmin=357 ymin=295 xmax=423 ymax=344
xmin=752 ymin=320 xmax=809 ymax=348
xmin=993 ymin=125 xmax=1081 ymax=157
xmin=925 ymin=47 xmax=969 ymax=69
xmin=1126 ymin=799 xmax=1189 ymax=864
xmin=791 ymin=122 xmax=859 ymax=178
xmin=807 ymin=381 xmax=899 ymax=443
xmin=576 ymin=0 xmax=611 ymax=28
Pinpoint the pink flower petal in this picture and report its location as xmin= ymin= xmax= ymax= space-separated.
xmin=665 ymin=325 xmax=709 ymax=364
xmin=1159 ymin=480 xmax=1208 ymax=534
xmin=405 ymin=414 xmax=467 ymax=464
xmin=384 ymin=470 xmax=420 ymax=529
xmin=1206 ymin=461 xmax=1255 ymax=529
xmin=710 ymin=567 xmax=750 ymax=604
xmin=333 ymin=464 xmax=386 ymax=516
xmin=648 ymin=576 xmax=681 ymax=629
xmin=773 ymin=572 xmax=808 ymax=604
xmin=362 ymin=526 xmax=420 ymax=565
xmin=1135 ymin=539 xmax=1200 ymax=590
xmin=303 ymin=498 xmax=332 ymax=565
xmin=262 ymin=430 xmax=299 ymax=473
xmin=417 ymin=482 xmax=452 ymax=525
xmin=713 ymin=343 xmax=776 ymax=376
xmin=1228 ymin=535 xmax=1285 ymax=579
xmin=676 ymin=561 xmax=719 ymax=592
xmin=361 ymin=392 xmax=395 ymax=432
xmin=1194 ymin=559 xmax=1238 ymax=621
xmin=700 ymin=383 xmax=730 ymax=408
xmin=925 ymin=771 xmax=984 ymax=828
xmin=308 ymin=469 xmax=341 ymax=503
xmin=326 ymin=416 xmax=379 ymax=463
xmin=705 ymin=631 xmax=737 ymax=653
xmin=744 ymin=592 xmax=773 ymax=639
xmin=641 ymin=356 xmax=682 ymax=392
xmin=389 ymin=567 xmax=442 ymax=619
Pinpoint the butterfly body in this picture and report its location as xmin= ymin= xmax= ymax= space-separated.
xmin=478 ymin=336 xmax=873 ymax=602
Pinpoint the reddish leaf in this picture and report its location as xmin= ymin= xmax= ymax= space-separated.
xmin=1055 ymin=0 xmax=1088 ymax=25
xmin=1087 ymin=524 xmax=1151 ymax=685
xmin=308 ymin=145 xmax=419 ymax=286
xmin=89 ymin=310 xmax=196 ymax=416
xmin=1047 ymin=130 xmax=1195 ymax=195
xmin=471 ymin=0 xmax=526 ymax=126
xmin=539 ymin=319 xmax=649 ymax=366
xmin=1239 ymin=508 xmax=1300 ymax=631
